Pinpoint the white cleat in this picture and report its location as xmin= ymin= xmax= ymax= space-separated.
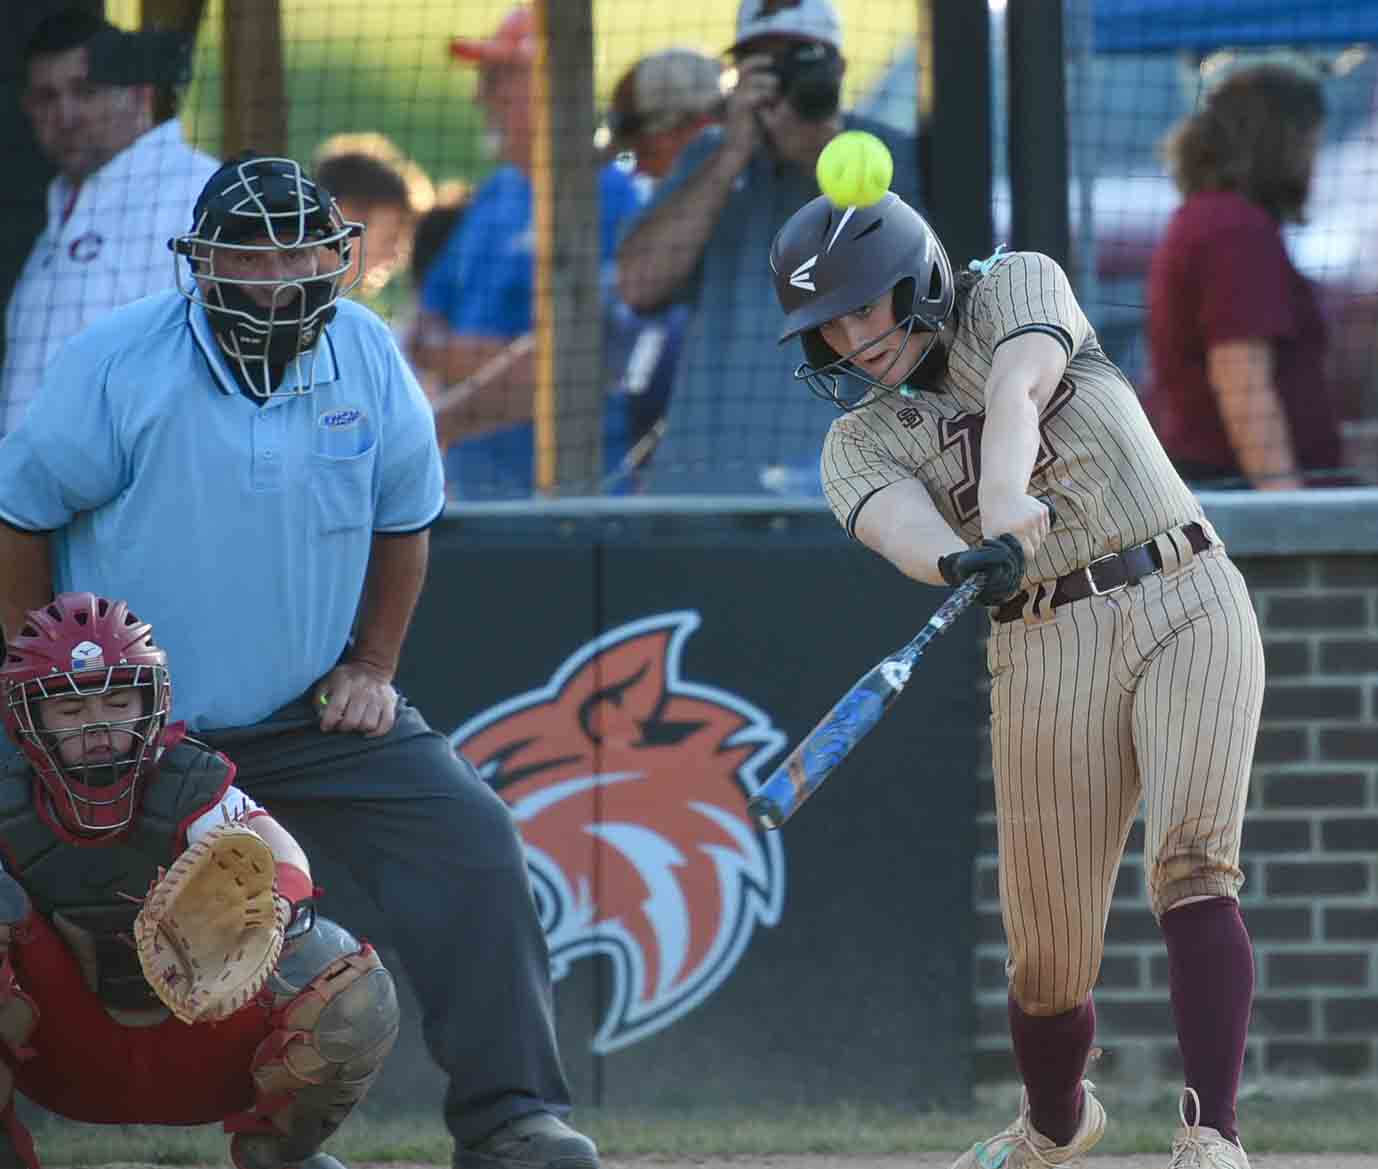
xmin=1168 ymin=1086 xmax=1251 ymax=1169
xmin=950 ymin=1080 xmax=1107 ymax=1169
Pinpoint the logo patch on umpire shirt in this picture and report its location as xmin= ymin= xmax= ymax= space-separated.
xmin=319 ymin=407 xmax=363 ymax=429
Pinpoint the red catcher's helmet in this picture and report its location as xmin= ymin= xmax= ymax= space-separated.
xmin=1 ymin=594 xmax=171 ymax=837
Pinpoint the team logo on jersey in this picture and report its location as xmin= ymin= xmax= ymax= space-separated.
xmin=67 ymin=232 xmax=103 ymax=263
xmin=70 ymin=641 xmax=105 ymax=671
xmin=318 ymin=407 xmax=363 ymax=429
xmin=789 ymin=255 xmax=818 ymax=291
xmin=450 ymin=611 xmax=786 ymax=1053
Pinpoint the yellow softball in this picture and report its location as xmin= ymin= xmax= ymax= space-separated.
xmin=815 ymin=130 xmax=894 ymax=209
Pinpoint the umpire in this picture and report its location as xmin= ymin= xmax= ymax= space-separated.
xmin=0 ymin=154 xmax=597 ymax=1169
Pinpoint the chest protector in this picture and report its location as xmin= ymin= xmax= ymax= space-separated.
xmin=0 ymin=741 xmax=233 ymax=1010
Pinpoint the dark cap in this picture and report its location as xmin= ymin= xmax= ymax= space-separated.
xmin=86 ymin=25 xmax=194 ymax=88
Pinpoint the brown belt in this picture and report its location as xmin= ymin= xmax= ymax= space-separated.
xmin=992 ymin=522 xmax=1212 ymax=624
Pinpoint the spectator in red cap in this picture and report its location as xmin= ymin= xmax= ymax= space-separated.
xmin=411 ymin=7 xmax=651 ymax=500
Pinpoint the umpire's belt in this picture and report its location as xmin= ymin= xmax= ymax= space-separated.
xmin=992 ymin=522 xmax=1212 ymax=625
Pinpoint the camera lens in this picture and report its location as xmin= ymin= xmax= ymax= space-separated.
xmin=789 ymin=73 xmax=841 ymax=120
xmin=773 ymin=43 xmax=842 ymax=122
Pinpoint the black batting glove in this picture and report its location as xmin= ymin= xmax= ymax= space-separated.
xmin=937 ymin=534 xmax=1026 ymax=605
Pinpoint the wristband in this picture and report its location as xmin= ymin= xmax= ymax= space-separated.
xmin=273 ymin=862 xmax=313 ymax=907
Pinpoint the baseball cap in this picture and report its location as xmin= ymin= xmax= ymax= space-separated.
xmin=730 ymin=0 xmax=843 ymax=54
xmin=86 ymin=26 xmax=194 ymax=88
xmin=607 ymin=49 xmax=724 ymax=147
xmin=449 ymin=6 xmax=534 ymax=66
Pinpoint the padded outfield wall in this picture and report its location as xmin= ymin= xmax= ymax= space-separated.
xmin=326 ymin=488 xmax=1378 ymax=1115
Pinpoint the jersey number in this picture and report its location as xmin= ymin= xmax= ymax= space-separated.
xmin=939 ymin=377 xmax=1077 ymax=522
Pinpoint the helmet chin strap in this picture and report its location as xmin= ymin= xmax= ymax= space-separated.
xmin=897 ymin=328 xmax=951 ymax=396
xmin=798 ymin=314 xmax=943 ymax=410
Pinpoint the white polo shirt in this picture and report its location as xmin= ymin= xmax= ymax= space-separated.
xmin=0 ymin=118 xmax=218 ymax=437
xmin=0 ymin=292 xmax=446 ymax=731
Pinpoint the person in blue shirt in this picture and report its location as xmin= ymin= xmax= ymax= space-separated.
xmin=0 ymin=154 xmax=599 ymax=1169
xmin=617 ymin=0 xmax=921 ymax=496
xmin=410 ymin=6 xmax=647 ymax=499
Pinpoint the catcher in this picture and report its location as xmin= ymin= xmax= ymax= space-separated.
xmin=0 ymin=592 xmax=400 ymax=1169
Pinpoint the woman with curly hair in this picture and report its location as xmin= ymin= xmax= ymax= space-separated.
xmin=1147 ymin=61 xmax=1347 ymax=489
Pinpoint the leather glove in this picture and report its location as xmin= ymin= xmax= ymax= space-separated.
xmin=134 ymin=822 xmax=288 ymax=1024
xmin=937 ymin=534 xmax=1026 ymax=605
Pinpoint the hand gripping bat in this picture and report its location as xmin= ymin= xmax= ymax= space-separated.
xmin=748 ymin=500 xmax=1057 ymax=830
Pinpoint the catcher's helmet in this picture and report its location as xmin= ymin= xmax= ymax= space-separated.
xmin=172 ymin=154 xmax=362 ymax=397
xmin=1 ymin=594 xmax=171 ymax=837
xmin=769 ymin=192 xmax=954 ymax=408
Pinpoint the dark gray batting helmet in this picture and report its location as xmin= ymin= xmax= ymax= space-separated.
xmin=769 ymin=192 xmax=954 ymax=407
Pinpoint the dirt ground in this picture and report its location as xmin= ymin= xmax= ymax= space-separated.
xmin=97 ymin=1158 xmax=1368 ymax=1169
xmin=599 ymin=1159 xmax=1373 ymax=1169
xmin=594 ymin=1160 xmax=1378 ymax=1169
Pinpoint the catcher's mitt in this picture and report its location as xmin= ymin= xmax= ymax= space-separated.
xmin=134 ymin=821 xmax=289 ymax=1024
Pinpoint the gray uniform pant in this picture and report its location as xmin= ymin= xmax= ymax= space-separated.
xmin=199 ymin=694 xmax=571 ymax=1146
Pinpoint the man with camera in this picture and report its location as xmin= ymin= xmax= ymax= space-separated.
xmin=616 ymin=0 xmax=919 ymax=495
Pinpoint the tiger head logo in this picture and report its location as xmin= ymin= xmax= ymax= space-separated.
xmin=450 ymin=611 xmax=786 ymax=1054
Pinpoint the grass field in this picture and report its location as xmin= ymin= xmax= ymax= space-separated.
xmin=104 ymin=0 xmax=922 ymax=187
xmin=23 ymin=1079 xmax=1378 ymax=1165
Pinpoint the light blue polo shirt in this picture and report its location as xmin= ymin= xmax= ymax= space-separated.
xmin=0 ymin=292 xmax=445 ymax=732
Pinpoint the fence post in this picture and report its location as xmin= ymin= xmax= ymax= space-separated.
xmin=222 ymin=0 xmax=286 ymax=157
xmin=532 ymin=0 xmax=602 ymax=497
xmin=922 ymin=0 xmax=993 ymax=264
xmin=1005 ymin=0 xmax=1070 ymax=266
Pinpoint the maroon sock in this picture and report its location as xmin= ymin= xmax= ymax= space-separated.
xmin=1008 ymin=995 xmax=1096 ymax=1147
xmin=1161 ymin=897 xmax=1254 ymax=1145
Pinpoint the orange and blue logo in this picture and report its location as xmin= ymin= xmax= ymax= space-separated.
xmin=450 ymin=611 xmax=786 ymax=1054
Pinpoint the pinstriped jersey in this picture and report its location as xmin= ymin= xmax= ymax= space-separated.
xmin=821 ymin=251 xmax=1205 ymax=586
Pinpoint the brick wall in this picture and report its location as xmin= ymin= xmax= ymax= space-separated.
xmin=973 ymin=552 xmax=1378 ymax=1083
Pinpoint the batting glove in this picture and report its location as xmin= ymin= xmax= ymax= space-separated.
xmin=938 ymin=535 xmax=1025 ymax=605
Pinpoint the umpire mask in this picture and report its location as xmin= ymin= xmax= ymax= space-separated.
xmin=172 ymin=155 xmax=363 ymax=397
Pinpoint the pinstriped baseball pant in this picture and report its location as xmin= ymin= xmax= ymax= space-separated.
xmin=986 ymin=541 xmax=1264 ymax=1016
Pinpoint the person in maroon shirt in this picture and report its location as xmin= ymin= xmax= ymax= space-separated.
xmin=1146 ymin=62 xmax=1346 ymax=490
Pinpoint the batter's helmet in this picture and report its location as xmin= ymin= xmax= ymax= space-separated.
xmin=172 ymin=154 xmax=362 ymax=397
xmin=1 ymin=594 xmax=171 ymax=837
xmin=770 ymin=192 xmax=954 ymax=408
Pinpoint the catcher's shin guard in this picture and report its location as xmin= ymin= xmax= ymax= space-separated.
xmin=226 ymin=918 xmax=399 ymax=1169
xmin=0 ymin=880 xmax=39 ymax=1169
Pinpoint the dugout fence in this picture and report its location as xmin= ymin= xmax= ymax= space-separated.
xmin=6 ymin=1 xmax=1377 ymax=492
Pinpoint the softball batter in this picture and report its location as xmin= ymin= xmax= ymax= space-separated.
xmin=770 ymin=193 xmax=1263 ymax=1169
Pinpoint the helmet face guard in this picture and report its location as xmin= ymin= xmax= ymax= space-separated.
xmin=172 ymin=155 xmax=363 ymax=398
xmin=8 ymin=666 xmax=169 ymax=835
xmin=770 ymin=194 xmax=955 ymax=410
xmin=1 ymin=594 xmax=172 ymax=837
xmin=795 ymin=287 xmax=944 ymax=410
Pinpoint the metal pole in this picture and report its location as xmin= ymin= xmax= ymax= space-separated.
xmin=923 ymin=0 xmax=993 ymax=264
xmin=1063 ymin=0 xmax=1098 ymax=304
xmin=1005 ymin=0 xmax=1070 ymax=266
xmin=531 ymin=0 xmax=602 ymax=496
xmin=222 ymin=0 xmax=285 ymax=156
